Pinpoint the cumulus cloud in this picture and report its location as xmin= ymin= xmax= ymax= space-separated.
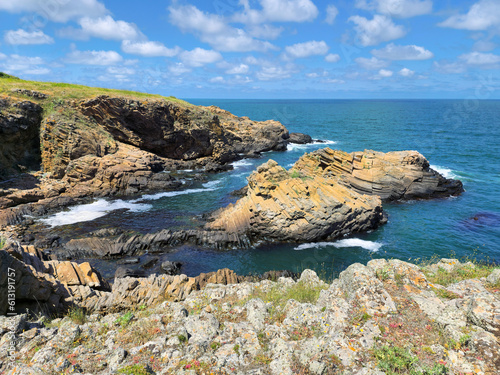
xmin=378 ymin=69 xmax=393 ymax=77
xmin=256 ymin=63 xmax=298 ymax=81
xmin=355 ymin=56 xmax=390 ymax=70
xmin=355 ymin=0 xmax=432 ymax=18
xmin=65 ymin=49 xmax=123 ymax=65
xmin=459 ymin=51 xmax=500 ymax=65
xmin=399 ymin=67 xmax=415 ymax=76
xmin=371 ymin=43 xmax=434 ymax=60
xmin=4 ymin=29 xmax=54 ymax=45
xmin=325 ymin=5 xmax=339 ymax=24
xmin=0 ymin=0 xmax=107 ymax=23
xmin=169 ymin=63 xmax=191 ymax=76
xmin=325 ymin=53 xmax=341 ymax=63
xmin=77 ymin=16 xmax=142 ymax=41
xmin=0 ymin=54 xmax=50 ymax=75
xmin=439 ymin=0 xmax=500 ymax=30
xmin=121 ymin=41 xmax=180 ymax=57
xmin=225 ymin=64 xmax=250 ymax=74
xmin=236 ymin=0 xmax=319 ymax=23
xmin=169 ymin=4 xmax=275 ymax=52
xmin=433 ymin=61 xmax=466 ymax=74
xmin=179 ymin=48 xmax=223 ymax=67
xmin=349 ymin=15 xmax=406 ymax=46
xmin=283 ymin=40 xmax=329 ymax=60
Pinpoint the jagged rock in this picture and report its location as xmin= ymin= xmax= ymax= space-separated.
xmin=487 ymin=269 xmax=500 ymax=285
xmin=207 ymin=159 xmax=386 ymax=243
xmin=288 ymin=132 xmax=312 ymax=144
xmin=114 ymin=266 xmax=146 ymax=279
xmin=160 ymin=261 xmax=182 ymax=275
xmin=0 ymin=99 xmax=43 ymax=178
xmin=292 ymin=148 xmax=464 ymax=200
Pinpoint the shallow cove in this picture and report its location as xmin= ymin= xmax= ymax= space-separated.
xmin=37 ymin=99 xmax=500 ymax=280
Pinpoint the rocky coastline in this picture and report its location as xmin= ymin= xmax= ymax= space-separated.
xmin=3 ymin=78 xmax=495 ymax=374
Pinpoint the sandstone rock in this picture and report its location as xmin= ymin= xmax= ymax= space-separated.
xmin=292 ymin=148 xmax=464 ymax=200
xmin=207 ymin=159 xmax=387 ymax=243
xmin=486 ymin=269 xmax=500 ymax=285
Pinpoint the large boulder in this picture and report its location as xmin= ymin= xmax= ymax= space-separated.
xmin=292 ymin=148 xmax=464 ymax=200
xmin=206 ymin=159 xmax=386 ymax=243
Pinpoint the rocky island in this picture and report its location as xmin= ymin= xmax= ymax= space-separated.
xmin=2 ymin=75 xmax=496 ymax=375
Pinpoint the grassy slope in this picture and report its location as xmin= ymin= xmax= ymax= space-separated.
xmin=0 ymin=72 xmax=190 ymax=106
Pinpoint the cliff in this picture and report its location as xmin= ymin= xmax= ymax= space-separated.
xmin=1 ymin=242 xmax=499 ymax=374
xmin=0 ymin=76 xmax=302 ymax=228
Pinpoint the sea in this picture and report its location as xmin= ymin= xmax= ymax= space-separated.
xmin=39 ymin=100 xmax=500 ymax=280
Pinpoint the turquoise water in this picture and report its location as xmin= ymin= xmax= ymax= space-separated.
xmin=49 ymin=100 xmax=500 ymax=278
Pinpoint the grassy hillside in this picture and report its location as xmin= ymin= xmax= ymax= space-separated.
xmin=0 ymin=72 xmax=189 ymax=105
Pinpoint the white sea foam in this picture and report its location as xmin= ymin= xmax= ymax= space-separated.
xmin=294 ymin=238 xmax=383 ymax=252
xmin=134 ymin=186 xmax=219 ymax=201
xmin=430 ymin=165 xmax=457 ymax=179
xmin=287 ymin=139 xmax=337 ymax=152
xmin=231 ymin=159 xmax=253 ymax=168
xmin=40 ymin=199 xmax=152 ymax=227
xmin=202 ymin=179 xmax=223 ymax=188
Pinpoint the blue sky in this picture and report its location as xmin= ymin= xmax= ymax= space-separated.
xmin=0 ymin=0 xmax=499 ymax=99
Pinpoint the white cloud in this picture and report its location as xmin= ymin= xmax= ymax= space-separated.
xmin=355 ymin=56 xmax=389 ymax=70
xmin=247 ymin=24 xmax=284 ymax=39
xmin=65 ymin=49 xmax=123 ymax=65
xmin=399 ymin=67 xmax=415 ymax=76
xmin=349 ymin=15 xmax=406 ymax=46
xmin=439 ymin=0 xmax=500 ymax=30
xmin=256 ymin=64 xmax=298 ymax=81
xmin=236 ymin=0 xmax=319 ymax=23
xmin=0 ymin=54 xmax=50 ymax=75
xmin=169 ymin=63 xmax=191 ymax=76
xmin=324 ymin=78 xmax=346 ymax=84
xmin=355 ymin=0 xmax=432 ymax=18
xmin=226 ymin=64 xmax=250 ymax=74
xmin=325 ymin=5 xmax=339 ymax=24
xmin=325 ymin=53 xmax=341 ymax=63
xmin=210 ymin=76 xmax=225 ymax=83
xmin=378 ymin=69 xmax=393 ymax=77
xmin=459 ymin=51 xmax=500 ymax=65
xmin=4 ymin=29 xmax=54 ymax=45
xmin=168 ymin=4 xmax=275 ymax=52
xmin=77 ymin=16 xmax=142 ymax=41
xmin=371 ymin=43 xmax=434 ymax=60
xmin=121 ymin=40 xmax=180 ymax=57
xmin=283 ymin=40 xmax=329 ymax=60
xmin=179 ymin=48 xmax=223 ymax=67
xmin=0 ymin=0 xmax=108 ymax=23
xmin=433 ymin=61 xmax=466 ymax=74
xmin=98 ymin=66 xmax=136 ymax=83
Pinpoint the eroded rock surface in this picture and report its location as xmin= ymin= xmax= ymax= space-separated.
xmin=293 ymin=147 xmax=464 ymax=200
xmin=1 ymin=254 xmax=499 ymax=375
xmin=207 ymin=159 xmax=387 ymax=243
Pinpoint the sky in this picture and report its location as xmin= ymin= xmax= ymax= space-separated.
xmin=0 ymin=0 xmax=499 ymax=99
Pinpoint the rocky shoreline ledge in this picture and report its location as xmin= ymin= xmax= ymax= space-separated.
xmin=1 ymin=243 xmax=499 ymax=374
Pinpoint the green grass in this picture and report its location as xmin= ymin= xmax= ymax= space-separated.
xmin=115 ymin=311 xmax=134 ymax=328
xmin=0 ymin=72 xmax=189 ymax=105
xmin=423 ymin=262 xmax=499 ymax=287
xmin=0 ymin=236 xmax=6 ymax=250
xmin=373 ymin=345 xmax=448 ymax=375
xmin=117 ymin=364 xmax=153 ymax=375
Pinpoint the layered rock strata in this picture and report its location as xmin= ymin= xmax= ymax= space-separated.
xmin=292 ymin=147 xmax=464 ymax=200
xmin=207 ymin=159 xmax=387 ymax=242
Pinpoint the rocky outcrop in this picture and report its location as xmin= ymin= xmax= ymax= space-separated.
xmin=293 ymin=148 xmax=464 ymax=201
xmin=288 ymin=132 xmax=313 ymax=144
xmin=207 ymin=159 xmax=386 ymax=243
xmin=0 ymin=98 xmax=43 ymax=178
xmin=0 ymin=241 xmax=109 ymax=315
xmin=1 ymin=258 xmax=498 ymax=374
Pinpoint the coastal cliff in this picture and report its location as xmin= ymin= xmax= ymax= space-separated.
xmin=1 ymin=242 xmax=499 ymax=374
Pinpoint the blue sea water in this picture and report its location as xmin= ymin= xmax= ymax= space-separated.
xmin=43 ymin=100 xmax=500 ymax=279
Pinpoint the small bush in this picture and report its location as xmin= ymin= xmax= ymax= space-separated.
xmin=67 ymin=307 xmax=87 ymax=325
xmin=115 ymin=312 xmax=134 ymax=328
xmin=177 ymin=334 xmax=187 ymax=344
xmin=0 ymin=236 xmax=6 ymax=249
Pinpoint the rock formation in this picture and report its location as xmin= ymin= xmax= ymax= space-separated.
xmin=1 ymin=253 xmax=499 ymax=374
xmin=207 ymin=159 xmax=387 ymax=243
xmin=292 ymin=147 xmax=464 ymax=201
